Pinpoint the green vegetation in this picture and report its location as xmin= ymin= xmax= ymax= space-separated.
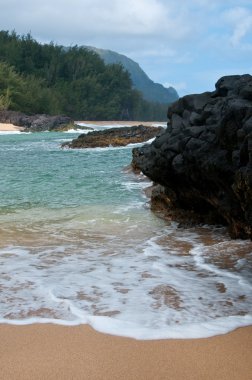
xmin=90 ymin=46 xmax=178 ymax=104
xmin=0 ymin=30 xmax=169 ymax=120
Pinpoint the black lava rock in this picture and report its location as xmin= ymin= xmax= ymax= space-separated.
xmin=132 ymin=74 xmax=252 ymax=239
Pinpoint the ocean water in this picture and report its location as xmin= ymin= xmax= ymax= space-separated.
xmin=0 ymin=128 xmax=252 ymax=340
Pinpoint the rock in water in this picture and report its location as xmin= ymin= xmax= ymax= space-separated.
xmin=63 ymin=125 xmax=164 ymax=148
xmin=132 ymin=75 xmax=252 ymax=239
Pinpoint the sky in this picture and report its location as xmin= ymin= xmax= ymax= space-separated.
xmin=1 ymin=0 xmax=252 ymax=96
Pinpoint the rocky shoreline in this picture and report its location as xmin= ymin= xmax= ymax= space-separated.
xmin=62 ymin=125 xmax=164 ymax=148
xmin=132 ymin=75 xmax=252 ymax=239
xmin=0 ymin=110 xmax=73 ymax=132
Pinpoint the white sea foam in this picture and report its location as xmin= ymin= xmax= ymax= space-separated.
xmin=126 ymin=138 xmax=155 ymax=147
xmin=1 ymin=132 xmax=252 ymax=340
xmin=0 ymin=131 xmax=31 ymax=135
xmin=0 ymin=218 xmax=251 ymax=340
xmin=76 ymin=122 xmax=119 ymax=130
xmin=64 ymin=141 xmax=154 ymax=152
xmin=64 ymin=129 xmax=92 ymax=134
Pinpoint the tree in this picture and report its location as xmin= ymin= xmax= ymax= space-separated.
xmin=0 ymin=30 xmax=168 ymax=120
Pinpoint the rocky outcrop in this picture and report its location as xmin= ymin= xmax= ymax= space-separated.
xmin=63 ymin=125 xmax=164 ymax=148
xmin=132 ymin=75 xmax=252 ymax=239
xmin=0 ymin=110 xmax=72 ymax=131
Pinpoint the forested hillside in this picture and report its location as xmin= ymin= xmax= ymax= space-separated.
xmin=0 ymin=31 xmax=169 ymax=120
xmin=89 ymin=47 xmax=178 ymax=104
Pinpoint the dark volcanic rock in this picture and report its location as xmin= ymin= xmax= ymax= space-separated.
xmin=132 ymin=74 xmax=252 ymax=239
xmin=0 ymin=110 xmax=72 ymax=131
xmin=63 ymin=125 xmax=164 ymax=148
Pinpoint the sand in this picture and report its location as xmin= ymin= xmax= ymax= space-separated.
xmin=76 ymin=120 xmax=166 ymax=126
xmin=0 ymin=121 xmax=165 ymax=132
xmin=0 ymin=325 xmax=252 ymax=380
xmin=0 ymin=119 xmax=251 ymax=379
xmin=0 ymin=123 xmax=24 ymax=131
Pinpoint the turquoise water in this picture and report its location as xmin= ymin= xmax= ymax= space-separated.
xmin=0 ymin=132 xmax=140 ymax=209
xmin=0 ymin=130 xmax=252 ymax=339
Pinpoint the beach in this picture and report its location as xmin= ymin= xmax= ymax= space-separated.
xmin=0 ymin=120 xmax=165 ymax=132
xmin=1 ymin=125 xmax=251 ymax=379
xmin=0 ymin=324 xmax=252 ymax=380
xmin=75 ymin=120 xmax=166 ymax=127
xmin=0 ymin=123 xmax=24 ymax=132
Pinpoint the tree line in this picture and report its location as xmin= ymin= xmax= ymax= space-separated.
xmin=0 ymin=30 xmax=168 ymax=121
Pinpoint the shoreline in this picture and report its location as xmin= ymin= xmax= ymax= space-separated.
xmin=76 ymin=120 xmax=167 ymax=126
xmin=0 ymin=324 xmax=251 ymax=379
xmin=1 ymin=121 xmax=251 ymax=380
xmin=0 ymin=122 xmax=24 ymax=132
xmin=0 ymin=120 xmax=166 ymax=132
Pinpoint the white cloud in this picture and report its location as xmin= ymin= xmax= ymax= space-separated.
xmin=0 ymin=0 xmax=194 ymax=42
xmin=0 ymin=0 xmax=252 ymax=96
xmin=164 ymin=81 xmax=187 ymax=91
xmin=224 ymin=6 xmax=252 ymax=46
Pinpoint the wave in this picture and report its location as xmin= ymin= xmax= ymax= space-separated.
xmin=1 ymin=132 xmax=251 ymax=340
xmin=63 ymin=129 xmax=92 ymax=134
xmin=0 ymin=223 xmax=251 ymax=340
xmin=0 ymin=131 xmax=31 ymax=135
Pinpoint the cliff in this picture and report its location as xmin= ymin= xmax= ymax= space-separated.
xmin=132 ymin=75 xmax=252 ymax=239
xmin=86 ymin=46 xmax=179 ymax=104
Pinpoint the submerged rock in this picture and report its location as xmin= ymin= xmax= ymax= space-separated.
xmin=0 ymin=110 xmax=72 ymax=131
xmin=62 ymin=125 xmax=164 ymax=148
xmin=132 ymin=74 xmax=252 ymax=239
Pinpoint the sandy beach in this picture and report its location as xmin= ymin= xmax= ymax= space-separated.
xmin=0 ymin=324 xmax=251 ymax=380
xmin=0 ymin=123 xmax=24 ymax=132
xmin=76 ymin=120 xmax=167 ymax=126
xmin=0 ymin=121 xmax=165 ymax=132
xmin=1 ymin=121 xmax=251 ymax=379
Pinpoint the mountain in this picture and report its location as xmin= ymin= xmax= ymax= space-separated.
xmin=86 ymin=47 xmax=179 ymax=104
xmin=0 ymin=31 xmax=173 ymax=120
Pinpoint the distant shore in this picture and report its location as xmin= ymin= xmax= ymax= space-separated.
xmin=0 ymin=120 xmax=166 ymax=132
xmin=0 ymin=122 xmax=24 ymax=132
xmin=0 ymin=324 xmax=251 ymax=380
xmin=75 ymin=120 xmax=167 ymax=128
xmin=76 ymin=120 xmax=167 ymax=127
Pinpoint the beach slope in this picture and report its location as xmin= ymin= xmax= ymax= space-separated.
xmin=0 ymin=325 xmax=251 ymax=380
xmin=0 ymin=123 xmax=24 ymax=132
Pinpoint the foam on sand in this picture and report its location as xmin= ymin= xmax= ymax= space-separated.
xmin=0 ymin=222 xmax=251 ymax=340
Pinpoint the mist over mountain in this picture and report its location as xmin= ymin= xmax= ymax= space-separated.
xmin=86 ymin=47 xmax=179 ymax=104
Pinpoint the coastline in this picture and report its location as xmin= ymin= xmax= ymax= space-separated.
xmin=0 ymin=122 xmax=24 ymax=132
xmin=75 ymin=120 xmax=167 ymax=127
xmin=0 ymin=324 xmax=251 ymax=380
xmin=0 ymin=120 xmax=166 ymax=132
xmin=1 ymin=121 xmax=251 ymax=379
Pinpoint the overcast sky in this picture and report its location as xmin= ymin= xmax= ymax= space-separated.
xmin=1 ymin=0 xmax=252 ymax=96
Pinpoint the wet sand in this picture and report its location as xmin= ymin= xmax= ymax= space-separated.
xmin=0 ymin=324 xmax=251 ymax=380
xmin=1 ymin=120 xmax=251 ymax=379
xmin=0 ymin=123 xmax=24 ymax=131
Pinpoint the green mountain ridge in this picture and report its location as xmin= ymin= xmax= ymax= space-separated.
xmin=86 ymin=46 xmax=179 ymax=104
xmin=0 ymin=30 xmax=171 ymax=120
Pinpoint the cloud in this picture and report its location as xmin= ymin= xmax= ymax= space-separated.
xmin=0 ymin=0 xmax=194 ymax=43
xmin=164 ymin=81 xmax=187 ymax=91
xmin=224 ymin=6 xmax=252 ymax=46
xmin=0 ymin=0 xmax=252 ymax=96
